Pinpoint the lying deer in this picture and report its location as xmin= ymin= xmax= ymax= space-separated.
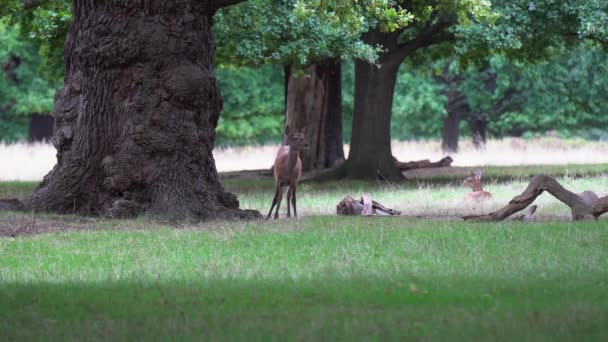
xmin=267 ymin=125 xmax=309 ymax=219
xmin=463 ymin=170 xmax=493 ymax=202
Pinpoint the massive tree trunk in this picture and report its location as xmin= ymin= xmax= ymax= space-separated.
xmin=342 ymin=19 xmax=454 ymax=180
xmin=342 ymin=29 xmax=403 ymax=181
xmin=285 ymin=60 xmax=344 ymax=171
xmin=0 ymin=0 xmax=260 ymax=220
xmin=345 ymin=58 xmax=402 ymax=180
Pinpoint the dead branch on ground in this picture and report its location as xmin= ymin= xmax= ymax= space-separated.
xmin=463 ymin=174 xmax=608 ymax=221
xmin=393 ymin=156 xmax=453 ymax=171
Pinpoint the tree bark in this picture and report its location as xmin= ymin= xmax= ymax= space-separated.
xmin=285 ymin=60 xmax=344 ymax=171
xmin=470 ymin=114 xmax=488 ymax=149
xmin=442 ymin=111 xmax=462 ymax=153
xmin=29 ymin=113 xmax=54 ymax=142
xmin=343 ymin=28 xmax=404 ymax=181
xmin=436 ymin=66 xmax=468 ymax=153
xmin=1 ymin=0 xmax=260 ymax=220
xmin=463 ymin=174 xmax=608 ymax=221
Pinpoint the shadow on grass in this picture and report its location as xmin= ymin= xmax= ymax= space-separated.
xmin=1 ymin=275 xmax=607 ymax=341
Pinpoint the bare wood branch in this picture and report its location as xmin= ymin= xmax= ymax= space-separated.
xmin=393 ymin=156 xmax=453 ymax=171
xmin=463 ymin=174 xmax=602 ymax=221
xmin=592 ymin=196 xmax=608 ymax=219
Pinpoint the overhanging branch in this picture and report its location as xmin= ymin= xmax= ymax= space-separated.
xmin=388 ymin=16 xmax=456 ymax=63
xmin=213 ymin=0 xmax=248 ymax=9
xmin=23 ymin=0 xmax=48 ymax=9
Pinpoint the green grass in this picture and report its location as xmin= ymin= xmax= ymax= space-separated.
xmin=1 ymin=168 xmax=608 ymax=340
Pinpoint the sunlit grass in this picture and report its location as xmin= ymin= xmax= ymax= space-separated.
xmin=225 ymin=174 xmax=608 ymax=219
xmin=1 ymin=171 xmax=608 ymax=340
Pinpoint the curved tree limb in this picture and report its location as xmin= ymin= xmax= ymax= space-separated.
xmin=213 ymin=0 xmax=247 ymax=10
xmin=463 ymin=174 xmax=606 ymax=221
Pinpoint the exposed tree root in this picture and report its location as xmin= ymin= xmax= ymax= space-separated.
xmin=0 ymin=198 xmax=24 ymax=211
xmin=393 ymin=156 xmax=453 ymax=171
xmin=463 ymin=174 xmax=608 ymax=221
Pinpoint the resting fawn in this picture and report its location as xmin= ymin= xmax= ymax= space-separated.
xmin=267 ymin=126 xmax=309 ymax=219
xmin=463 ymin=170 xmax=493 ymax=202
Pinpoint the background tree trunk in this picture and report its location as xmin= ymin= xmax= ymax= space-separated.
xmin=470 ymin=114 xmax=488 ymax=149
xmin=436 ymin=65 xmax=468 ymax=153
xmin=285 ymin=60 xmax=344 ymax=171
xmin=345 ymin=57 xmax=402 ymax=180
xmin=1 ymin=0 xmax=260 ymax=220
xmin=29 ymin=113 xmax=54 ymax=142
xmin=442 ymin=111 xmax=462 ymax=153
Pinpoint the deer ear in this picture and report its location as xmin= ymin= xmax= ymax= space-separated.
xmin=475 ymin=170 xmax=483 ymax=178
xmin=285 ymin=125 xmax=291 ymax=135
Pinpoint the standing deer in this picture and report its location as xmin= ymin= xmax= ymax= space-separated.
xmin=463 ymin=170 xmax=493 ymax=202
xmin=267 ymin=125 xmax=309 ymax=219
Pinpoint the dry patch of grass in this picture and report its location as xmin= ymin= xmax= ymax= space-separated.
xmin=2 ymin=137 xmax=608 ymax=180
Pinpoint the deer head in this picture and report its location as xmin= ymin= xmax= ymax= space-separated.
xmin=285 ymin=125 xmax=309 ymax=151
xmin=463 ymin=170 xmax=484 ymax=191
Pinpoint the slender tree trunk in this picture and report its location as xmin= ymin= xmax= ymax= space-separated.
xmin=437 ymin=65 xmax=468 ymax=153
xmin=0 ymin=0 xmax=260 ymax=220
xmin=285 ymin=60 xmax=344 ymax=171
xmin=442 ymin=112 xmax=461 ymax=153
xmin=470 ymin=114 xmax=488 ymax=149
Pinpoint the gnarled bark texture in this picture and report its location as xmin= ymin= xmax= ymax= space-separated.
xmin=0 ymin=0 xmax=260 ymax=220
xmin=285 ymin=61 xmax=344 ymax=171
xmin=463 ymin=174 xmax=608 ymax=221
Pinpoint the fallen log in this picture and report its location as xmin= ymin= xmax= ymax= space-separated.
xmin=463 ymin=174 xmax=608 ymax=221
xmin=337 ymin=194 xmax=401 ymax=216
xmin=393 ymin=156 xmax=453 ymax=171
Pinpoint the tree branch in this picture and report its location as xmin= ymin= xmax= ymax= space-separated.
xmin=463 ymin=174 xmax=606 ymax=221
xmin=388 ymin=17 xmax=456 ymax=63
xmin=22 ymin=0 xmax=49 ymax=9
xmin=213 ymin=0 xmax=248 ymax=9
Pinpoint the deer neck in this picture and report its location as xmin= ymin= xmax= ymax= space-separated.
xmin=472 ymin=183 xmax=484 ymax=192
xmin=287 ymin=146 xmax=300 ymax=172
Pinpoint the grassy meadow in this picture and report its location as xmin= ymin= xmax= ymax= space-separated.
xmin=1 ymin=164 xmax=608 ymax=340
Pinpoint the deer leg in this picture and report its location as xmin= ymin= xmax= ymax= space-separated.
xmin=266 ymin=185 xmax=280 ymax=220
xmin=274 ymin=186 xmax=284 ymax=219
xmin=286 ymin=187 xmax=292 ymax=218
xmin=292 ymin=184 xmax=298 ymax=218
